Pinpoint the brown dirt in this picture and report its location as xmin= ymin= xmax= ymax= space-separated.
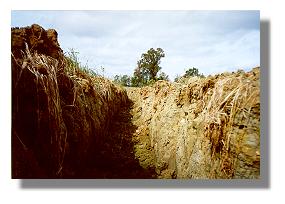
xmin=127 ymin=69 xmax=260 ymax=179
xmin=11 ymin=24 xmax=63 ymax=60
xmin=11 ymin=24 xmax=260 ymax=179
xmin=11 ymin=24 xmax=133 ymax=178
xmin=80 ymin=100 xmax=156 ymax=178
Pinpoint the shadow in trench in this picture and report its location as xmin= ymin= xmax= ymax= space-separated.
xmin=82 ymin=100 xmax=157 ymax=178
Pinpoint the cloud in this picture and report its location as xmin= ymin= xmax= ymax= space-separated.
xmin=11 ymin=10 xmax=260 ymax=80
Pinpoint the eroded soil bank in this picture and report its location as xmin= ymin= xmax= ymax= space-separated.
xmin=126 ymin=68 xmax=260 ymax=179
xmin=12 ymin=24 xmax=260 ymax=179
xmin=12 ymin=24 xmax=130 ymax=178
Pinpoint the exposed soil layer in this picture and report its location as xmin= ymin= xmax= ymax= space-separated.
xmin=80 ymin=101 xmax=156 ymax=178
xmin=11 ymin=24 xmax=63 ymax=60
xmin=127 ymin=68 xmax=260 ymax=179
xmin=11 ymin=24 xmax=260 ymax=179
xmin=11 ymin=24 xmax=131 ymax=178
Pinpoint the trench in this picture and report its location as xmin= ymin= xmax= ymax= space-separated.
xmin=11 ymin=25 xmax=260 ymax=179
xmin=80 ymin=97 xmax=157 ymax=179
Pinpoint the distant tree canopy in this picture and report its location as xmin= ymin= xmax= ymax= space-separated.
xmin=134 ymin=48 xmax=165 ymax=86
xmin=184 ymin=67 xmax=205 ymax=78
xmin=157 ymin=71 xmax=169 ymax=81
xmin=114 ymin=74 xmax=131 ymax=87
xmin=174 ymin=67 xmax=205 ymax=82
xmin=114 ymin=48 xmax=167 ymax=87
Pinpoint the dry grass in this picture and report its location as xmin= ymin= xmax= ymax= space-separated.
xmin=13 ymin=44 xmax=67 ymax=175
xmin=126 ymin=68 xmax=259 ymax=179
xmin=199 ymin=72 xmax=260 ymax=178
xmin=62 ymin=49 xmax=126 ymax=103
xmin=12 ymin=44 xmax=128 ymax=177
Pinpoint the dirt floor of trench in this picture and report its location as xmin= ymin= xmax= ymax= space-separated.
xmin=81 ymin=90 xmax=157 ymax=178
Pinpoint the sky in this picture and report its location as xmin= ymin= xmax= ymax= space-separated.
xmin=11 ymin=10 xmax=260 ymax=80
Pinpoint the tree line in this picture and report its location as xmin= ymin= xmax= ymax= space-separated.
xmin=113 ymin=48 xmax=205 ymax=87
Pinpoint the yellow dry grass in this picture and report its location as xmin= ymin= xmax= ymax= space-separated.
xmin=12 ymin=44 xmax=128 ymax=176
xmin=200 ymin=71 xmax=260 ymax=177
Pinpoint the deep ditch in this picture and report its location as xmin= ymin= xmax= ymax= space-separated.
xmin=77 ymin=99 xmax=157 ymax=178
xmin=11 ymin=24 xmax=260 ymax=179
xmin=11 ymin=24 xmax=158 ymax=179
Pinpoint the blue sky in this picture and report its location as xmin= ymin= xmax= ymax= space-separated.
xmin=11 ymin=10 xmax=260 ymax=80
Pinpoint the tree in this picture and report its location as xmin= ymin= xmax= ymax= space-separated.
xmin=114 ymin=75 xmax=120 ymax=82
xmin=130 ymin=75 xmax=141 ymax=87
xmin=134 ymin=48 xmax=165 ymax=86
xmin=113 ymin=74 xmax=131 ymax=87
xmin=174 ymin=74 xmax=180 ymax=82
xmin=157 ymin=71 xmax=169 ymax=81
xmin=183 ymin=67 xmax=205 ymax=78
xmin=174 ymin=67 xmax=205 ymax=83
